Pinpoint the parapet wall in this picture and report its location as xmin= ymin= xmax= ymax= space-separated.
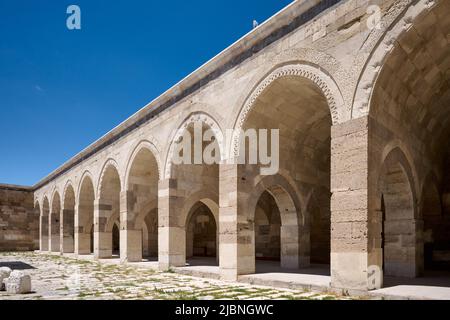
xmin=0 ymin=185 xmax=38 ymax=251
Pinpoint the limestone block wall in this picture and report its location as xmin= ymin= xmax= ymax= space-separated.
xmin=16 ymin=0 xmax=448 ymax=292
xmin=0 ymin=185 xmax=38 ymax=251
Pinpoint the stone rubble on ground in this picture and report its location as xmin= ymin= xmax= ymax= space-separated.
xmin=0 ymin=266 xmax=12 ymax=291
xmin=4 ymin=270 xmax=32 ymax=294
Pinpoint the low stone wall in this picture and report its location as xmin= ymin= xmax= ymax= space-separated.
xmin=0 ymin=185 xmax=38 ymax=251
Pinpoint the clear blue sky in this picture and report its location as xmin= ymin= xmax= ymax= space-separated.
xmin=0 ymin=0 xmax=292 ymax=186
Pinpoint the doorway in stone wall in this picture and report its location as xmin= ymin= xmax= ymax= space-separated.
xmin=112 ymin=221 xmax=120 ymax=256
xmin=186 ymin=202 xmax=218 ymax=266
xmin=255 ymin=191 xmax=281 ymax=264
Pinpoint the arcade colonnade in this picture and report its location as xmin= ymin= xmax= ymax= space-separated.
xmin=33 ymin=0 xmax=450 ymax=292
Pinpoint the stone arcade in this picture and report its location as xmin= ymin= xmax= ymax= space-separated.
xmin=1 ymin=0 xmax=449 ymax=293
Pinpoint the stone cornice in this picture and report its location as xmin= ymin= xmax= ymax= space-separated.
xmin=0 ymin=184 xmax=33 ymax=192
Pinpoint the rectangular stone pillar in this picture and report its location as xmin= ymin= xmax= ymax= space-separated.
xmin=280 ymin=225 xmax=308 ymax=269
xmin=61 ymin=209 xmax=75 ymax=253
xmin=120 ymin=191 xmax=142 ymax=262
xmin=49 ymin=213 xmax=60 ymax=252
xmin=330 ymin=116 xmax=370 ymax=291
xmin=74 ymin=203 xmax=91 ymax=255
xmin=40 ymin=215 xmax=49 ymax=251
xmin=94 ymin=199 xmax=112 ymax=259
xmin=219 ymin=164 xmax=254 ymax=281
xmin=158 ymin=179 xmax=185 ymax=270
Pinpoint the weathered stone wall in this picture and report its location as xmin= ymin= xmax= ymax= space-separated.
xmin=0 ymin=185 xmax=38 ymax=251
xmin=9 ymin=0 xmax=447 ymax=292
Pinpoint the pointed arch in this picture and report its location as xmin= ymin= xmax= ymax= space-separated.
xmin=76 ymin=171 xmax=95 ymax=255
xmin=353 ymin=0 xmax=441 ymax=118
xmin=62 ymin=181 xmax=76 ymax=253
xmin=97 ymin=158 xmax=122 ymax=197
xmin=49 ymin=190 xmax=61 ymax=252
xmin=77 ymin=170 xmax=96 ymax=204
xmin=377 ymin=146 xmax=421 ymax=278
xmin=231 ymin=62 xmax=344 ymax=158
xmin=249 ymin=174 xmax=308 ymax=269
xmin=164 ymin=111 xmax=225 ymax=179
xmin=124 ymin=139 xmax=162 ymax=187
xmin=62 ymin=180 xmax=76 ymax=209
xmin=96 ymin=158 xmax=122 ymax=259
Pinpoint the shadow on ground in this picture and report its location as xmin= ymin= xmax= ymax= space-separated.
xmin=0 ymin=261 xmax=36 ymax=270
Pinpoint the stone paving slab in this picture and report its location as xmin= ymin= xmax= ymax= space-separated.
xmin=370 ymin=285 xmax=450 ymax=300
xmin=0 ymin=252 xmax=348 ymax=300
xmin=238 ymin=272 xmax=331 ymax=292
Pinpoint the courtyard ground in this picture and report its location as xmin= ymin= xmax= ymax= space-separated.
xmin=0 ymin=252 xmax=351 ymax=300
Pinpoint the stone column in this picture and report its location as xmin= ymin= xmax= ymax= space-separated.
xmin=330 ymin=116 xmax=370 ymax=292
xmin=74 ymin=202 xmax=91 ymax=255
xmin=49 ymin=212 xmax=60 ymax=252
xmin=94 ymin=199 xmax=112 ymax=259
xmin=120 ymin=190 xmax=142 ymax=262
xmin=280 ymin=225 xmax=300 ymax=269
xmin=158 ymin=179 xmax=185 ymax=270
xmin=40 ymin=215 xmax=49 ymax=251
xmin=61 ymin=208 xmax=75 ymax=253
xmin=219 ymin=164 xmax=254 ymax=281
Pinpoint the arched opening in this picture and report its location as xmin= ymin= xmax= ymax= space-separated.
xmin=62 ymin=185 xmax=75 ymax=253
xmin=112 ymin=221 xmax=120 ymax=255
xmin=237 ymin=68 xmax=333 ymax=275
xmin=76 ymin=175 xmax=95 ymax=255
xmin=125 ymin=146 xmax=159 ymax=262
xmin=378 ymin=150 xmax=418 ymax=279
xmin=255 ymin=191 xmax=281 ymax=263
xmin=251 ymin=183 xmax=303 ymax=272
xmin=142 ymin=220 xmax=149 ymax=256
xmin=168 ymin=116 xmax=221 ymax=268
xmin=34 ymin=202 xmax=41 ymax=250
xmin=97 ymin=164 xmax=121 ymax=259
xmin=186 ymin=202 xmax=217 ymax=264
xmin=50 ymin=192 xmax=61 ymax=252
xmin=141 ymin=208 xmax=158 ymax=258
xmin=369 ymin=0 xmax=450 ymax=289
xmin=39 ymin=198 xmax=49 ymax=251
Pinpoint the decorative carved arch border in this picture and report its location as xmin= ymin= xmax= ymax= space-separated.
xmin=164 ymin=112 xmax=225 ymax=179
xmin=231 ymin=63 xmax=344 ymax=158
xmin=353 ymin=0 xmax=436 ymax=118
